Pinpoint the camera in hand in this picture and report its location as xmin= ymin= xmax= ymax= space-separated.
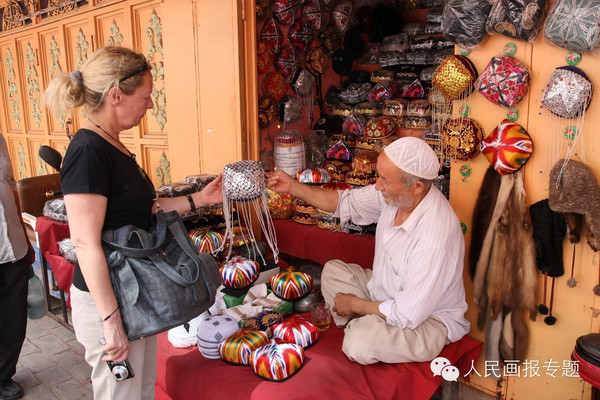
xmin=107 ymin=359 xmax=135 ymax=381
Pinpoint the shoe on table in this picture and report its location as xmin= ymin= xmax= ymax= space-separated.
xmin=0 ymin=379 xmax=23 ymax=400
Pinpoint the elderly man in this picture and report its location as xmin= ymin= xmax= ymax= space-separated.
xmin=266 ymin=137 xmax=469 ymax=365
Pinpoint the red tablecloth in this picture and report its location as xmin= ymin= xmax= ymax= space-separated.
xmin=155 ymin=313 xmax=482 ymax=400
xmin=35 ymin=216 xmax=74 ymax=307
xmin=272 ymin=219 xmax=376 ymax=269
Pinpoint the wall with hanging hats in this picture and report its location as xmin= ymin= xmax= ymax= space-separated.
xmin=444 ymin=0 xmax=600 ymax=398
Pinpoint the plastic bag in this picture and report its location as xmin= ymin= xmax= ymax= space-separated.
xmin=43 ymin=199 xmax=68 ymax=223
xmin=442 ymin=0 xmax=493 ymax=48
xmin=486 ymin=0 xmax=548 ymax=43
xmin=58 ymin=238 xmax=78 ymax=264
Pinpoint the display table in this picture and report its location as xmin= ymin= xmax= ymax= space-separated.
xmin=155 ymin=312 xmax=482 ymax=400
xmin=272 ymin=219 xmax=376 ymax=269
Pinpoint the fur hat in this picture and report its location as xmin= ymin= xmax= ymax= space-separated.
xmin=549 ymin=159 xmax=600 ymax=251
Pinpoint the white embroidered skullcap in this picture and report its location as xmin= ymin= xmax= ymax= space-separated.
xmin=383 ymin=137 xmax=440 ymax=180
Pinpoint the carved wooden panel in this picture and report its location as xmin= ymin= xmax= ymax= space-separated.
xmin=62 ymin=16 xmax=94 ymax=129
xmin=0 ymin=39 xmax=24 ymax=134
xmin=28 ymin=138 xmax=50 ymax=176
xmin=38 ymin=26 xmax=73 ymax=136
xmin=15 ymin=34 xmax=45 ymax=134
xmin=94 ymin=6 xmax=130 ymax=48
xmin=131 ymin=2 xmax=167 ymax=138
xmin=141 ymin=144 xmax=170 ymax=187
xmin=7 ymin=137 xmax=29 ymax=179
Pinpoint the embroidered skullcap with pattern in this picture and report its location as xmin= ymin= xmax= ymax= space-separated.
xmin=383 ymin=137 xmax=440 ymax=180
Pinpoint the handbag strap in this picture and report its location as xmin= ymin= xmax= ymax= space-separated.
xmin=102 ymin=212 xmax=169 ymax=258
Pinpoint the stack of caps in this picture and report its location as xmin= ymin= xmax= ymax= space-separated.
xmin=323 ymin=141 xmax=352 ymax=182
xmin=405 ymin=99 xmax=432 ymax=130
xmin=196 ymin=314 xmax=240 ymax=359
xmin=383 ymin=99 xmax=408 ymax=129
xmin=266 ymin=188 xmax=295 ymax=220
xmin=219 ymin=329 xmax=269 ymax=366
xmin=189 ymin=229 xmax=224 ymax=254
xmin=342 ymin=113 xmax=368 ymax=137
xmin=272 ymin=315 xmax=320 ymax=349
xmin=346 ymin=151 xmax=379 ymax=187
xmin=356 ymin=116 xmax=397 ymax=152
xmin=270 ymin=269 xmax=313 ymax=301
xmin=316 ymin=182 xmax=352 ymax=230
xmin=354 ymin=101 xmax=383 ymax=120
xmin=328 ymin=133 xmax=356 ymax=149
xmin=249 ymin=341 xmax=305 ymax=382
xmin=338 ymin=83 xmax=372 ymax=104
xmin=219 ymin=256 xmax=260 ymax=289
xmin=293 ymin=198 xmax=318 ymax=225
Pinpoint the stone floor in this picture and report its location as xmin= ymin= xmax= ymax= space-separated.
xmin=13 ymin=312 xmax=93 ymax=400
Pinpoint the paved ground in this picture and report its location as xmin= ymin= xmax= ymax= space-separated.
xmin=13 ymin=313 xmax=93 ymax=400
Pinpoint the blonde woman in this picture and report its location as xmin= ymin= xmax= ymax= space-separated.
xmin=44 ymin=46 xmax=222 ymax=399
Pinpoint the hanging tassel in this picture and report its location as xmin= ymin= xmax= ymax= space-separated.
xmin=567 ymin=243 xmax=577 ymax=288
xmin=538 ymin=271 xmax=549 ymax=315
xmin=593 ymin=256 xmax=600 ymax=296
xmin=544 ymin=277 xmax=557 ymax=325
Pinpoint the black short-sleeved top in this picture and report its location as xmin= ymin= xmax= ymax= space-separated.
xmin=60 ymin=129 xmax=156 ymax=291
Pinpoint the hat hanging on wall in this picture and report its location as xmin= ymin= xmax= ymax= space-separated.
xmin=303 ymin=0 xmax=329 ymax=33
xmin=263 ymin=71 xmax=289 ymax=102
xmin=543 ymin=0 xmax=600 ymax=53
xmin=260 ymin=17 xmax=284 ymax=55
xmin=541 ymin=66 xmax=593 ymax=180
xmin=331 ymin=0 xmax=354 ymax=34
xmin=486 ymin=0 xmax=548 ymax=43
xmin=256 ymin=0 xmax=272 ymax=20
xmin=432 ymin=54 xmax=478 ymax=101
xmin=273 ymin=0 xmax=296 ymax=26
xmin=441 ymin=118 xmax=484 ymax=160
xmin=279 ymin=95 xmax=303 ymax=124
xmin=306 ymin=46 xmax=329 ymax=118
xmin=480 ymin=119 xmax=533 ymax=175
xmin=257 ymin=40 xmax=275 ymax=74
xmin=478 ymin=56 xmax=530 ymax=108
xmin=218 ymin=160 xmax=280 ymax=264
xmin=319 ymin=23 xmax=341 ymax=56
xmin=441 ymin=0 xmax=493 ymax=48
xmin=275 ymin=44 xmax=299 ymax=83
xmin=291 ymin=68 xmax=316 ymax=98
xmin=289 ymin=18 xmax=313 ymax=55
xmin=258 ymin=95 xmax=278 ymax=128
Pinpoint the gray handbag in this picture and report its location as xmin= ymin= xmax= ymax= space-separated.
xmin=102 ymin=210 xmax=221 ymax=341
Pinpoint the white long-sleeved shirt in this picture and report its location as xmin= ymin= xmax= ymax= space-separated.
xmin=334 ymin=185 xmax=470 ymax=342
xmin=0 ymin=133 xmax=28 ymax=263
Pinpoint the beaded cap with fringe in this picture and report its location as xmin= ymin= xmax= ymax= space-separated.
xmin=219 ymin=160 xmax=279 ymax=265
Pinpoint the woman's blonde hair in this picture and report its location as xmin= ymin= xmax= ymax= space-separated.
xmin=44 ymin=46 xmax=148 ymax=117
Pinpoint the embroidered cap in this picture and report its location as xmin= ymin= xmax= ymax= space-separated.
xmin=383 ymin=137 xmax=440 ymax=180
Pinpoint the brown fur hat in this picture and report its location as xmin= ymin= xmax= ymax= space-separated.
xmin=549 ymin=160 xmax=600 ymax=251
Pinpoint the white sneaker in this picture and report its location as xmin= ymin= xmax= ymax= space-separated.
xmin=167 ymin=312 xmax=208 ymax=348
